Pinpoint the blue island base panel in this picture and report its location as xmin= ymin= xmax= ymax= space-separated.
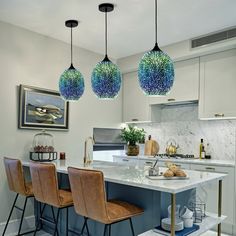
xmin=36 ymin=173 xmax=196 ymax=236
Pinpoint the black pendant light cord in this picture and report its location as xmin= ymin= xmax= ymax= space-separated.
xmin=71 ymin=27 xmax=73 ymax=66
xmin=155 ymin=0 xmax=157 ymax=45
xmin=153 ymin=0 xmax=160 ymax=51
xmin=105 ymin=11 xmax=108 ymax=58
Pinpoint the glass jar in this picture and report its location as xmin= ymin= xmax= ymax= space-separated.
xmin=33 ymin=130 xmax=54 ymax=152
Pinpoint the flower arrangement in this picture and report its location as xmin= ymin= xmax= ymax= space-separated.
xmin=121 ymin=125 xmax=146 ymax=146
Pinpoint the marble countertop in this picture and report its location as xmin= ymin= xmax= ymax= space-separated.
xmin=113 ymin=155 xmax=235 ymax=167
xmin=22 ymin=159 xmax=226 ymax=194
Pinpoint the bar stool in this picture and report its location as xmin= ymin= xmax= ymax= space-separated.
xmin=29 ymin=162 xmax=73 ymax=236
xmin=68 ymin=167 xmax=144 ymax=236
xmin=3 ymin=157 xmax=36 ymax=236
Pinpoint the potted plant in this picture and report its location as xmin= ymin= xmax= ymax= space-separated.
xmin=121 ymin=125 xmax=146 ymax=156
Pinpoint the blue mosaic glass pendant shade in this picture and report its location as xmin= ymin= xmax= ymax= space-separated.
xmin=59 ymin=64 xmax=85 ymax=101
xmin=138 ymin=44 xmax=174 ymax=96
xmin=91 ymin=57 xmax=121 ymax=99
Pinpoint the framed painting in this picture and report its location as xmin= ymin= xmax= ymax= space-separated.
xmin=18 ymin=85 xmax=69 ymax=130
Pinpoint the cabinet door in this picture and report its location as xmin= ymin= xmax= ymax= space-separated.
xmin=190 ymin=164 xmax=235 ymax=230
xmin=123 ymin=72 xmax=150 ymax=122
xmin=199 ymin=49 xmax=236 ymax=119
xmin=149 ymin=58 xmax=199 ymax=105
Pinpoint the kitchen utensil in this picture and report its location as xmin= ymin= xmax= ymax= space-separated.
xmin=183 ymin=218 xmax=194 ymax=228
xmin=148 ymin=167 xmax=159 ymax=176
xmin=180 ymin=206 xmax=193 ymax=219
xmin=168 ymin=204 xmax=180 ymax=219
xmin=145 ymin=135 xmax=160 ymax=156
xmin=166 ymin=139 xmax=179 ymax=155
xmin=161 ymin=218 xmax=184 ymax=232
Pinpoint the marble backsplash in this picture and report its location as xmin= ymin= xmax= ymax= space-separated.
xmin=136 ymin=104 xmax=236 ymax=161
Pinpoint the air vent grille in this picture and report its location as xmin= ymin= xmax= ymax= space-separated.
xmin=191 ymin=27 xmax=236 ymax=48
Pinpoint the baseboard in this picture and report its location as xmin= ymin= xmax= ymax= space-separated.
xmin=0 ymin=215 xmax=35 ymax=236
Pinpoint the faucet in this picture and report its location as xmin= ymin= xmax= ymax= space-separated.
xmin=84 ymin=136 xmax=95 ymax=166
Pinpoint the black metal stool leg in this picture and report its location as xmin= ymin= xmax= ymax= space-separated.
xmin=103 ymin=224 xmax=107 ymax=236
xmin=17 ymin=196 xmax=28 ymax=235
xmin=108 ymin=224 xmax=111 ymax=236
xmin=51 ymin=206 xmax=59 ymax=236
xmin=33 ymin=203 xmax=46 ymax=236
xmin=85 ymin=217 xmax=90 ymax=236
xmin=66 ymin=207 xmax=69 ymax=236
xmin=2 ymin=193 xmax=19 ymax=236
xmin=53 ymin=208 xmax=60 ymax=236
xmin=129 ymin=218 xmax=135 ymax=236
xmin=81 ymin=217 xmax=88 ymax=235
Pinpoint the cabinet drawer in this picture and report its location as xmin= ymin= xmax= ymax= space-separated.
xmin=138 ymin=159 xmax=156 ymax=167
xmin=113 ymin=157 xmax=138 ymax=166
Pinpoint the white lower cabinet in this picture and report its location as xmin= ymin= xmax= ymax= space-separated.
xmin=190 ymin=164 xmax=235 ymax=234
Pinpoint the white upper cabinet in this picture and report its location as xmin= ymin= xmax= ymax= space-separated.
xmin=149 ymin=58 xmax=200 ymax=105
xmin=199 ymin=49 xmax=236 ymax=119
xmin=122 ymin=71 xmax=150 ymax=123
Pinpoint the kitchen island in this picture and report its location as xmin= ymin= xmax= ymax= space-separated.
xmin=22 ymin=160 xmax=226 ymax=236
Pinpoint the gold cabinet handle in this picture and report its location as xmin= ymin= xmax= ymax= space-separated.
xmin=215 ymin=113 xmax=224 ymax=117
xmin=132 ymin=118 xmax=139 ymax=121
xmin=167 ymin=98 xmax=176 ymax=102
xmin=122 ymin=159 xmax=129 ymax=162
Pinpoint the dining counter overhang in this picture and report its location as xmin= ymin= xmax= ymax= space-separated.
xmin=22 ymin=160 xmax=226 ymax=236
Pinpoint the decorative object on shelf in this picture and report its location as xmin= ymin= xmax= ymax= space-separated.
xmin=30 ymin=129 xmax=57 ymax=161
xmin=30 ymin=152 xmax=57 ymax=162
xmin=138 ymin=0 xmax=174 ymax=96
xmin=19 ymin=85 xmax=69 ymax=130
xmin=33 ymin=130 xmax=54 ymax=152
xmin=121 ymin=125 xmax=146 ymax=156
xmin=60 ymin=152 xmax=66 ymax=160
xmin=59 ymin=20 xmax=84 ymax=101
xmin=91 ymin=3 xmax=121 ymax=99
xmin=166 ymin=138 xmax=179 ymax=155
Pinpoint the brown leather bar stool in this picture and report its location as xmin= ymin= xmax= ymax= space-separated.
xmin=68 ymin=167 xmax=144 ymax=236
xmin=3 ymin=157 xmax=36 ymax=236
xmin=29 ymin=162 xmax=74 ymax=236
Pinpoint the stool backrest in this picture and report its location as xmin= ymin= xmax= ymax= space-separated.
xmin=30 ymin=162 xmax=60 ymax=207
xmin=4 ymin=157 xmax=28 ymax=195
xmin=68 ymin=167 xmax=108 ymax=223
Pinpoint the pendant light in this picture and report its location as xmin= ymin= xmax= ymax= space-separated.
xmin=91 ymin=3 xmax=121 ymax=100
xmin=138 ymin=0 xmax=174 ymax=96
xmin=59 ymin=20 xmax=85 ymax=101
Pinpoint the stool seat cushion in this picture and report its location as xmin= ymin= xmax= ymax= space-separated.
xmin=58 ymin=189 xmax=73 ymax=207
xmin=106 ymin=199 xmax=143 ymax=223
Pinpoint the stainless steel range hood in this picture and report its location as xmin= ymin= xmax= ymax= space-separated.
xmin=93 ymin=128 xmax=125 ymax=151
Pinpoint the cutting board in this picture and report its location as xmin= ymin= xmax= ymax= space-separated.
xmin=144 ymin=139 xmax=159 ymax=156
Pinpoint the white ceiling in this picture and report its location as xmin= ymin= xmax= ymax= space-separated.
xmin=0 ymin=0 xmax=236 ymax=59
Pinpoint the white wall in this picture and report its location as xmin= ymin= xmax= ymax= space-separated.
xmin=117 ymin=38 xmax=236 ymax=73
xmin=0 ymin=21 xmax=122 ymax=223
